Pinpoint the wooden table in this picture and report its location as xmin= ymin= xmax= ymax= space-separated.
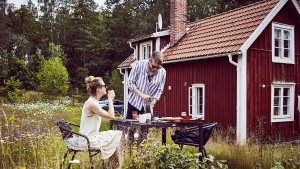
xmin=110 ymin=119 xmax=204 ymax=162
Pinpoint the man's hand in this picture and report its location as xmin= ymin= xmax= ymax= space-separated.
xmin=142 ymin=94 xmax=152 ymax=103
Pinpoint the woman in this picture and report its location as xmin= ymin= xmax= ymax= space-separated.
xmin=79 ymin=76 xmax=123 ymax=168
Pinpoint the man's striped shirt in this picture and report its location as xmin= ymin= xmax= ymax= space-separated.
xmin=128 ymin=60 xmax=166 ymax=111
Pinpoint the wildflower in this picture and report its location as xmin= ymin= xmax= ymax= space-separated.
xmin=69 ymin=159 xmax=80 ymax=164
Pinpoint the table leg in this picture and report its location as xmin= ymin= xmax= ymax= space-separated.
xmin=198 ymin=123 xmax=204 ymax=162
xmin=162 ymin=127 xmax=166 ymax=145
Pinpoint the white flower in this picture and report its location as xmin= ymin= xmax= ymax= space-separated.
xmin=69 ymin=159 xmax=80 ymax=164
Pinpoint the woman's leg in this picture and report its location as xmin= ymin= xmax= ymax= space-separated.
xmin=107 ymin=132 xmax=124 ymax=169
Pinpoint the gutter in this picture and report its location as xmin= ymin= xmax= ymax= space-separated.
xmin=228 ymin=54 xmax=238 ymax=67
xmin=163 ymin=51 xmax=242 ymax=64
xmin=129 ymin=42 xmax=136 ymax=60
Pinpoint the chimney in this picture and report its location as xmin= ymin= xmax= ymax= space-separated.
xmin=170 ymin=0 xmax=187 ymax=46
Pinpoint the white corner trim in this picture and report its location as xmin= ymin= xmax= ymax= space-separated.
xmin=292 ymin=0 xmax=300 ymax=15
xmin=240 ymin=0 xmax=288 ymax=52
xmin=156 ymin=37 xmax=161 ymax=51
xmin=153 ymin=30 xmax=170 ymax=37
xmin=236 ymin=50 xmax=247 ymax=145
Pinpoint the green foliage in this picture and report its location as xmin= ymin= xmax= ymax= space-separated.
xmin=123 ymin=139 xmax=228 ymax=169
xmin=155 ymin=144 xmax=199 ymax=169
xmin=108 ymin=69 xmax=123 ymax=100
xmin=4 ymin=77 xmax=23 ymax=103
xmin=71 ymin=67 xmax=88 ymax=93
xmin=47 ymin=43 xmax=67 ymax=65
xmin=200 ymin=155 xmax=229 ymax=169
xmin=37 ymin=56 xmax=69 ymax=98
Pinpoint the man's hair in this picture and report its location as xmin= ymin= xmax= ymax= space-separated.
xmin=151 ymin=51 xmax=163 ymax=65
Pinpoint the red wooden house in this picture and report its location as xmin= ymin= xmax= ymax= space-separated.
xmin=118 ymin=0 xmax=300 ymax=144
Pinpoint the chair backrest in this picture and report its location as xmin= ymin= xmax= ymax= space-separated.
xmin=203 ymin=122 xmax=217 ymax=146
xmin=57 ymin=120 xmax=73 ymax=139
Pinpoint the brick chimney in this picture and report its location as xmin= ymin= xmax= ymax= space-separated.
xmin=170 ymin=0 xmax=187 ymax=46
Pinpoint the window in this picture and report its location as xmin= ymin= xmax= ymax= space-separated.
xmin=272 ymin=23 xmax=295 ymax=64
xmin=271 ymin=83 xmax=295 ymax=122
xmin=189 ymin=84 xmax=205 ymax=119
xmin=139 ymin=41 xmax=152 ymax=60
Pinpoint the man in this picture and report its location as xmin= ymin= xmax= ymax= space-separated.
xmin=126 ymin=51 xmax=166 ymax=119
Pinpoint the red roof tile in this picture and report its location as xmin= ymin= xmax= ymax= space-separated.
xmin=163 ymin=0 xmax=279 ymax=61
xmin=118 ymin=53 xmax=134 ymax=68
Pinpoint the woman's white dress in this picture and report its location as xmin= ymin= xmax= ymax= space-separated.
xmin=65 ymin=100 xmax=122 ymax=159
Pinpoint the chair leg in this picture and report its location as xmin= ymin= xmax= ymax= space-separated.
xmin=67 ymin=151 xmax=77 ymax=169
xmin=179 ymin=144 xmax=183 ymax=150
xmin=60 ymin=151 xmax=69 ymax=169
xmin=88 ymin=151 xmax=94 ymax=169
xmin=202 ymin=148 xmax=207 ymax=158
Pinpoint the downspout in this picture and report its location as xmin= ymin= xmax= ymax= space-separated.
xmin=228 ymin=54 xmax=238 ymax=67
xmin=228 ymin=54 xmax=244 ymax=145
xmin=129 ymin=41 xmax=136 ymax=60
xmin=119 ymin=68 xmax=128 ymax=118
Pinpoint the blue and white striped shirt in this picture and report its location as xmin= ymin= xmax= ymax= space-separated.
xmin=128 ymin=60 xmax=166 ymax=111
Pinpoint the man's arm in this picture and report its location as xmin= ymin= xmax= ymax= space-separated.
xmin=151 ymin=69 xmax=166 ymax=107
xmin=128 ymin=61 xmax=151 ymax=102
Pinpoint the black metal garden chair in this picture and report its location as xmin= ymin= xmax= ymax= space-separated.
xmin=57 ymin=120 xmax=102 ymax=169
xmin=171 ymin=122 xmax=218 ymax=158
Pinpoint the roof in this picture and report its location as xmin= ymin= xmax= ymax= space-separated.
xmin=163 ymin=0 xmax=280 ymax=61
xmin=129 ymin=29 xmax=170 ymax=43
xmin=118 ymin=53 xmax=134 ymax=68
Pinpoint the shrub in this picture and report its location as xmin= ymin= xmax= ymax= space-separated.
xmin=4 ymin=77 xmax=23 ymax=103
xmin=36 ymin=57 xmax=69 ymax=98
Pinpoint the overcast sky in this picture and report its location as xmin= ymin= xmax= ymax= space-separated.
xmin=7 ymin=0 xmax=106 ymax=8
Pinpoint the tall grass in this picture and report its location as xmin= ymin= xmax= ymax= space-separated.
xmin=1 ymin=103 xmax=299 ymax=168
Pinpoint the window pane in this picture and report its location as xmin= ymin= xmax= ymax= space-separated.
xmin=283 ymin=97 xmax=289 ymax=106
xmin=275 ymin=29 xmax=281 ymax=38
xmin=275 ymin=39 xmax=279 ymax=47
xmin=284 ymin=30 xmax=290 ymax=40
xmin=274 ymin=97 xmax=280 ymax=106
xmin=274 ymin=88 xmax=280 ymax=96
xmin=273 ymin=107 xmax=279 ymax=116
xmin=275 ymin=48 xmax=279 ymax=57
xmin=284 ymin=40 xmax=290 ymax=48
xmin=284 ymin=49 xmax=289 ymax=58
xmin=283 ymin=106 xmax=288 ymax=115
xmin=143 ymin=46 xmax=146 ymax=58
xmin=147 ymin=44 xmax=151 ymax=58
xmin=283 ymin=88 xmax=290 ymax=96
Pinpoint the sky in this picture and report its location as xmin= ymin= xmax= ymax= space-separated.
xmin=7 ymin=0 xmax=106 ymax=8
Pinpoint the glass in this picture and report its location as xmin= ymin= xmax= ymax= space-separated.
xmin=153 ymin=111 xmax=159 ymax=121
xmin=132 ymin=111 xmax=138 ymax=120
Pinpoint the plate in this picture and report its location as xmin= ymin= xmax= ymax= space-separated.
xmin=160 ymin=117 xmax=183 ymax=121
xmin=159 ymin=117 xmax=201 ymax=123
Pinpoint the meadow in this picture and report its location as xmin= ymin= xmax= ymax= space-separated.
xmin=0 ymin=103 xmax=299 ymax=169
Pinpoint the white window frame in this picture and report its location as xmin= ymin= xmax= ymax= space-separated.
xmin=271 ymin=83 xmax=295 ymax=122
xmin=272 ymin=23 xmax=295 ymax=64
xmin=188 ymin=84 xmax=205 ymax=119
xmin=139 ymin=41 xmax=152 ymax=60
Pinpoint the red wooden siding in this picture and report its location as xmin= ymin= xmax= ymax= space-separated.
xmin=154 ymin=57 xmax=237 ymax=126
xmin=160 ymin=36 xmax=170 ymax=51
xmin=247 ymin=2 xmax=300 ymax=139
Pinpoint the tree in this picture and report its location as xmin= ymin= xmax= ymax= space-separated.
xmin=37 ymin=55 xmax=69 ymax=98
xmin=108 ymin=69 xmax=123 ymax=100
xmin=4 ymin=77 xmax=23 ymax=103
